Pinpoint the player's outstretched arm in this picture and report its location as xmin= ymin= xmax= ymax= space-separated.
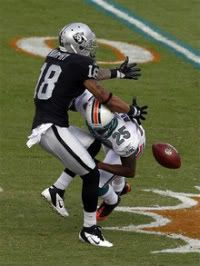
xmin=97 ymin=57 xmax=141 ymax=80
xmin=84 ymin=79 xmax=130 ymax=113
xmin=96 ymin=155 xmax=136 ymax=178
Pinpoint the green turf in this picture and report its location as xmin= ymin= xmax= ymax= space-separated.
xmin=0 ymin=0 xmax=200 ymax=265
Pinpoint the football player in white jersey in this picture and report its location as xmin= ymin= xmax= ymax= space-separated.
xmin=74 ymin=90 xmax=146 ymax=221
xmin=42 ymin=89 xmax=147 ymax=221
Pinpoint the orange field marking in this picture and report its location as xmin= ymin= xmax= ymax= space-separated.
xmin=105 ymin=187 xmax=200 ymax=253
xmin=144 ymin=196 xmax=200 ymax=239
xmin=10 ymin=36 xmax=159 ymax=64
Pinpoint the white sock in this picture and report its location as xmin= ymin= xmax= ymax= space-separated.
xmin=112 ymin=176 xmax=125 ymax=193
xmin=101 ymin=185 xmax=118 ymax=205
xmin=54 ymin=171 xmax=74 ymax=190
xmin=83 ymin=211 xmax=96 ymax=227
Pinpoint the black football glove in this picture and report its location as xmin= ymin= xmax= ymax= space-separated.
xmin=127 ymin=97 xmax=148 ymax=124
xmin=117 ymin=56 xmax=141 ymax=79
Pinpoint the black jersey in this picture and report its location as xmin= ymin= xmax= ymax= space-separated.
xmin=32 ymin=49 xmax=99 ymax=129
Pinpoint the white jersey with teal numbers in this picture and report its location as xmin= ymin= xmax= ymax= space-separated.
xmin=74 ymin=90 xmax=146 ymax=159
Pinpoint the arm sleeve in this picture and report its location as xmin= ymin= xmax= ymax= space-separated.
xmin=74 ymin=90 xmax=93 ymax=117
xmin=70 ymin=56 xmax=99 ymax=82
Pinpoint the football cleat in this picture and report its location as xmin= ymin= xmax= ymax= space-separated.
xmin=119 ymin=182 xmax=132 ymax=196
xmin=96 ymin=197 xmax=121 ymax=221
xmin=79 ymin=225 xmax=113 ymax=247
xmin=41 ymin=186 xmax=69 ymax=217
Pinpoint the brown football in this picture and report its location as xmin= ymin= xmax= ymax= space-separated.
xmin=152 ymin=143 xmax=181 ymax=169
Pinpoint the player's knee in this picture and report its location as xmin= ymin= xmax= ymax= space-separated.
xmin=98 ymin=185 xmax=109 ymax=196
xmin=81 ymin=167 xmax=100 ymax=185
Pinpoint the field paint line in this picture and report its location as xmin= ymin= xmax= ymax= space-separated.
xmin=105 ymin=218 xmax=200 ymax=253
xmin=104 ymin=187 xmax=200 ymax=253
xmin=13 ymin=37 xmax=156 ymax=64
xmin=88 ymin=0 xmax=200 ymax=69
xmin=0 ymin=186 xmax=3 ymax=192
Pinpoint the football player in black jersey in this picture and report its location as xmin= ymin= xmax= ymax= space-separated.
xmin=27 ymin=22 xmax=141 ymax=247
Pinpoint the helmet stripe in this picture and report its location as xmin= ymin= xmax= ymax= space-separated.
xmin=91 ymin=100 xmax=95 ymax=124
xmin=94 ymin=99 xmax=99 ymax=125
xmin=98 ymin=104 xmax=101 ymax=124
xmin=92 ymin=99 xmax=101 ymax=125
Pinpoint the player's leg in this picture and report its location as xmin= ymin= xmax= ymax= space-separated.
xmin=97 ymin=150 xmax=131 ymax=221
xmin=100 ymin=149 xmax=131 ymax=195
xmin=40 ymin=125 xmax=112 ymax=247
xmin=41 ymin=126 xmax=101 ymax=216
xmin=112 ymin=176 xmax=132 ymax=195
xmin=97 ymin=183 xmax=120 ymax=221
xmin=97 ymin=151 xmax=121 ymax=221
xmin=53 ymin=126 xmax=101 ymax=192
xmin=41 ymin=169 xmax=74 ymax=217
xmin=97 ymin=167 xmax=121 ymax=221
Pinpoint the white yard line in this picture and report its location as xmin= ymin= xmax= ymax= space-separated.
xmin=104 ymin=187 xmax=200 ymax=253
xmin=90 ymin=0 xmax=200 ymax=68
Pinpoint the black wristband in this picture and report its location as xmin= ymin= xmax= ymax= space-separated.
xmin=110 ymin=69 xmax=118 ymax=79
xmin=127 ymin=105 xmax=133 ymax=116
xmin=102 ymin=92 xmax=113 ymax=105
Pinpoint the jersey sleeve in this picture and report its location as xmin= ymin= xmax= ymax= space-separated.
xmin=113 ymin=141 xmax=138 ymax=158
xmin=74 ymin=90 xmax=93 ymax=118
xmin=70 ymin=55 xmax=99 ymax=82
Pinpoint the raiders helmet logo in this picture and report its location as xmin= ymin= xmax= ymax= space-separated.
xmin=73 ymin=32 xmax=85 ymax=44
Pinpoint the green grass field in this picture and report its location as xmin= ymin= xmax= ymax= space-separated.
xmin=0 ymin=0 xmax=200 ymax=265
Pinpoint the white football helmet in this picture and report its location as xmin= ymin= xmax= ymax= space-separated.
xmin=85 ymin=97 xmax=118 ymax=138
xmin=58 ymin=22 xmax=96 ymax=57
